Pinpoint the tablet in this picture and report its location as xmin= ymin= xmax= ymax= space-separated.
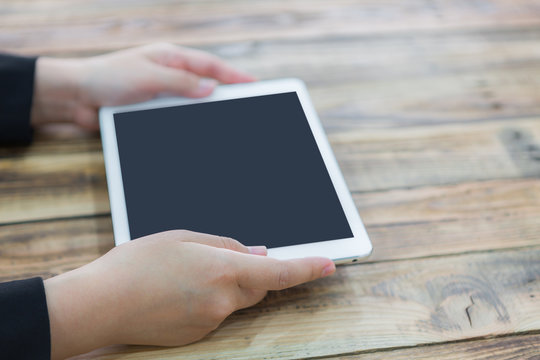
xmin=99 ymin=78 xmax=372 ymax=264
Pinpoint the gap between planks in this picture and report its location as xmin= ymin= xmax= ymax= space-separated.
xmin=300 ymin=331 xmax=540 ymax=359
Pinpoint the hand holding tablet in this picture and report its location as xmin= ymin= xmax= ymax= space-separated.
xmin=45 ymin=229 xmax=336 ymax=358
xmin=100 ymin=78 xmax=372 ymax=263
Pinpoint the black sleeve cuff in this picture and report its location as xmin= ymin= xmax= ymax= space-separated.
xmin=0 ymin=277 xmax=51 ymax=360
xmin=0 ymin=53 xmax=37 ymax=145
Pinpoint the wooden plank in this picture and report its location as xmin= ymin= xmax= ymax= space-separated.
xmin=0 ymin=217 xmax=113 ymax=282
xmin=330 ymin=117 xmax=540 ymax=192
xmin=209 ymin=30 xmax=540 ymax=129
xmin=311 ymin=67 xmax=540 ymax=133
xmin=360 ymin=178 xmax=540 ymax=261
xmin=0 ymin=150 xmax=109 ymax=224
xmin=1 ymin=117 xmax=539 ymax=224
xmin=69 ymin=247 xmax=540 ymax=359
xmin=3 ymin=0 xmax=540 ymax=55
xmin=337 ymin=333 xmax=540 ymax=359
xmin=0 ymin=131 xmax=102 ymax=158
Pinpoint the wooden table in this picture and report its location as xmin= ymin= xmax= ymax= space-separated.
xmin=1 ymin=1 xmax=539 ymax=358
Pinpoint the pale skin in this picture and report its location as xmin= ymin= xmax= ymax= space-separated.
xmin=30 ymin=44 xmax=336 ymax=359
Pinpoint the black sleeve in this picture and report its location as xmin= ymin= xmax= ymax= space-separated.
xmin=0 ymin=56 xmax=51 ymax=359
xmin=0 ymin=277 xmax=51 ymax=360
xmin=0 ymin=53 xmax=37 ymax=144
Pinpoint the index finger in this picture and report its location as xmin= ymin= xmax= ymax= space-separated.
xmin=146 ymin=230 xmax=267 ymax=256
xmin=235 ymin=254 xmax=336 ymax=291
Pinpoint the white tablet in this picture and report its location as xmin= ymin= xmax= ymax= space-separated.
xmin=99 ymin=78 xmax=371 ymax=264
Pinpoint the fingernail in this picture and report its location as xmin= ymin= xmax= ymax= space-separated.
xmin=321 ymin=263 xmax=336 ymax=277
xmin=196 ymin=78 xmax=217 ymax=92
xmin=248 ymin=246 xmax=267 ymax=256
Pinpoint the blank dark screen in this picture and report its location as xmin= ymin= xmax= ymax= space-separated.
xmin=114 ymin=92 xmax=353 ymax=247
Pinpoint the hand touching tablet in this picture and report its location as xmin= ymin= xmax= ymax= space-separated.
xmin=44 ymin=230 xmax=335 ymax=359
xmin=31 ymin=42 xmax=255 ymax=130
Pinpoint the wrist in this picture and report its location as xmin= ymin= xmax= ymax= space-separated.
xmin=30 ymin=57 xmax=86 ymax=127
xmin=44 ymin=266 xmax=119 ymax=359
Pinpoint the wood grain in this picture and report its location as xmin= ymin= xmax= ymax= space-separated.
xmin=3 ymin=0 xmax=540 ymax=55
xmin=338 ymin=333 xmax=540 ymax=359
xmin=0 ymin=216 xmax=113 ymax=282
xmin=0 ymin=150 xmax=109 ymax=224
xmin=70 ymin=247 xmax=540 ymax=359
xmin=211 ymin=33 xmax=540 ymax=128
xmin=361 ymin=178 xmax=540 ymax=261
xmin=330 ymin=117 xmax=540 ymax=192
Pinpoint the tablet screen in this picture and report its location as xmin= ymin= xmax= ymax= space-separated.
xmin=114 ymin=92 xmax=353 ymax=248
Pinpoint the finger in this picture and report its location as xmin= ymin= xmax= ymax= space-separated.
xmin=162 ymin=230 xmax=267 ymax=256
xmin=185 ymin=234 xmax=267 ymax=256
xmin=151 ymin=66 xmax=217 ymax=98
xmin=235 ymin=255 xmax=336 ymax=290
xmin=153 ymin=45 xmax=255 ymax=84
xmin=178 ymin=48 xmax=256 ymax=84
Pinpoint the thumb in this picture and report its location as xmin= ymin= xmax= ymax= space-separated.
xmin=236 ymin=255 xmax=336 ymax=290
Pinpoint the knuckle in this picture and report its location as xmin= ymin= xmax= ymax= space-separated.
xmin=310 ymin=262 xmax=317 ymax=281
xmin=176 ymin=229 xmax=190 ymax=236
xmin=217 ymin=236 xmax=230 ymax=249
xmin=168 ymin=229 xmax=190 ymax=238
xmin=276 ymin=264 xmax=291 ymax=290
xmin=218 ymin=236 xmax=241 ymax=251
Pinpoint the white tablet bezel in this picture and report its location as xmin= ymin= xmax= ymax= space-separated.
xmin=100 ymin=78 xmax=372 ymax=263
